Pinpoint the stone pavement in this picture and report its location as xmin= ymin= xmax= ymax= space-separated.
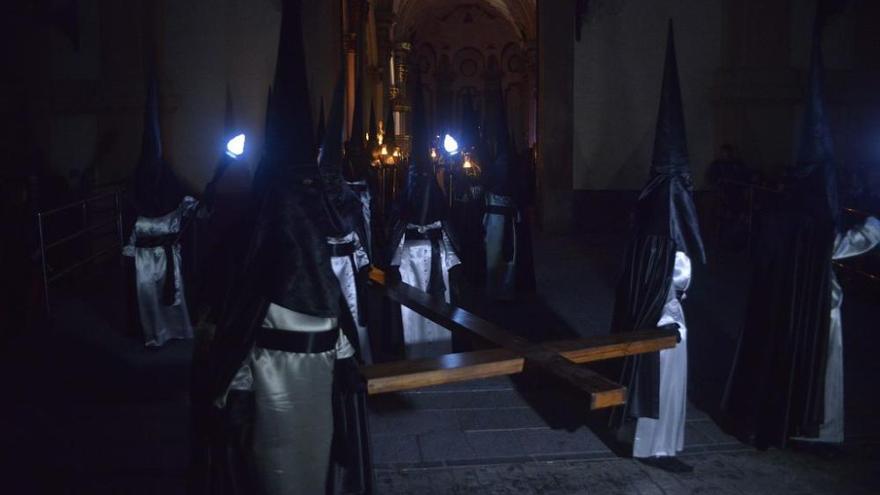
xmin=374 ymin=447 xmax=880 ymax=494
xmin=369 ymin=377 xmax=743 ymax=470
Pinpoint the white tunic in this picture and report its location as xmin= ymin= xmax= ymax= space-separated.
xmin=633 ymin=251 xmax=691 ymax=458
xmin=246 ymin=303 xmax=340 ymax=495
xmin=799 ymin=216 xmax=880 ymax=444
xmin=327 ymin=231 xmax=371 ymax=363
xmin=392 ymin=221 xmax=461 ymax=359
xmin=122 ymin=196 xmax=198 ymax=346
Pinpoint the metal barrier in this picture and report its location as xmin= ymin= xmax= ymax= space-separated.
xmin=35 ymin=190 xmax=125 ymax=314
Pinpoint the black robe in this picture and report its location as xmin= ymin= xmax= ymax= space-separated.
xmin=609 ymin=235 xmax=677 ymax=425
xmin=721 ymin=207 xmax=834 ymax=449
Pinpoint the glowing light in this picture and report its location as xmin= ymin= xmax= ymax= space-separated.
xmin=463 ymin=157 xmax=473 ymax=169
xmin=392 ymin=148 xmax=400 ymax=158
xmin=380 ymin=144 xmax=389 ymax=156
xmin=443 ymin=134 xmax=459 ymax=154
xmin=430 ymin=148 xmax=437 ymax=160
xmin=225 ymin=133 xmax=246 ymax=158
xmin=365 ymin=132 xmax=370 ymax=142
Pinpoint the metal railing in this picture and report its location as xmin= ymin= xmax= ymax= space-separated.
xmin=35 ymin=190 xmax=125 ymax=314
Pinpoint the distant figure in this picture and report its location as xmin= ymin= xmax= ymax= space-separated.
xmin=386 ymin=71 xmax=461 ymax=359
xmin=481 ymin=77 xmax=534 ymax=300
xmin=322 ymin=72 xmax=374 ymax=365
xmin=126 ymin=75 xmax=193 ymax=347
xmin=722 ymin=25 xmax=880 ymax=450
xmin=609 ymin=21 xmax=705 ymax=474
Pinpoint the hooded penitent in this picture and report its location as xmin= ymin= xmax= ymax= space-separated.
xmin=721 ymin=18 xmax=841 ymax=449
xmin=197 ymin=3 xmax=373 ymax=493
xmin=204 ymin=0 xmax=341 ymax=426
xmin=610 ymin=21 xmax=704 ymax=425
xmin=481 ymin=76 xmax=535 ymax=299
xmin=125 ymin=72 xmax=194 ymax=347
xmin=131 ymin=75 xmax=185 ymax=218
xmin=381 ymin=68 xmax=462 ymax=360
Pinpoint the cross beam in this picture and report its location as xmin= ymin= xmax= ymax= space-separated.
xmin=363 ymin=330 xmax=678 ymax=397
xmin=365 ymin=268 xmax=679 ymax=410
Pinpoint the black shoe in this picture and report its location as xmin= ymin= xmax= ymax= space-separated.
xmin=637 ymin=456 xmax=694 ymax=473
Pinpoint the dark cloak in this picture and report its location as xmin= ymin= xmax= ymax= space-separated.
xmin=720 ymin=16 xmax=839 ymax=449
xmin=610 ymin=21 xmax=702 ymax=423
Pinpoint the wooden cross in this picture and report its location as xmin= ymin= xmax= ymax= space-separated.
xmin=362 ymin=268 xmax=679 ymax=410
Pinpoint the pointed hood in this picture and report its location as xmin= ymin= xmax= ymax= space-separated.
xmin=318 ymin=69 xmax=363 ymax=237
xmin=651 ymin=20 xmax=689 ymax=176
xmin=131 ymin=75 xmax=185 ymax=217
xmin=633 ymin=20 xmax=705 ymax=264
xmin=316 ymin=97 xmax=326 ymax=155
xmin=265 ymin=0 xmax=316 ymax=169
xmin=223 ymin=86 xmax=237 ymax=140
xmin=242 ymin=0 xmax=341 ymax=315
xmin=483 ymin=78 xmax=515 ymax=196
xmin=383 ymin=103 xmax=396 ymax=148
xmin=403 ymin=68 xmax=447 ymax=225
xmin=318 ymin=72 xmax=346 ymax=170
xmin=461 ymin=92 xmax=481 ymax=151
xmin=263 ymin=86 xmax=273 ymax=140
xmin=791 ymin=19 xmax=840 ymax=228
xmin=368 ymin=100 xmax=378 ymax=146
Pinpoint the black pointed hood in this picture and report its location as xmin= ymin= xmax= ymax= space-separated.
xmin=316 ymin=97 xmax=326 ymax=155
xmin=131 ymin=75 xmax=185 ymax=218
xmin=461 ymin=92 xmax=481 ymax=151
xmin=633 ymin=20 xmax=705 ymax=264
xmin=206 ymin=87 xmax=241 ymax=201
xmin=368 ymin=100 xmax=378 ymax=146
xmin=790 ymin=20 xmax=840 ymax=229
xmin=318 ymin=72 xmax=346 ymax=170
xmin=403 ymin=69 xmax=447 ymax=225
xmin=242 ymin=0 xmax=340 ymax=315
xmin=651 ymin=21 xmax=689 ymax=176
xmin=223 ymin=86 xmax=237 ymax=140
xmin=483 ymin=78 xmax=515 ymax=196
xmin=265 ymin=0 xmax=316 ymax=170
xmin=383 ymin=103 xmax=396 ymax=148
xmin=318 ymin=70 xmax=363 ymax=237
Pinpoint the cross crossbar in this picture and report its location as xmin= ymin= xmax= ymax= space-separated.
xmin=366 ymin=268 xmax=679 ymax=410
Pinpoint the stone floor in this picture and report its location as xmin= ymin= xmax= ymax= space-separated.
xmin=2 ymin=232 xmax=878 ymax=494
